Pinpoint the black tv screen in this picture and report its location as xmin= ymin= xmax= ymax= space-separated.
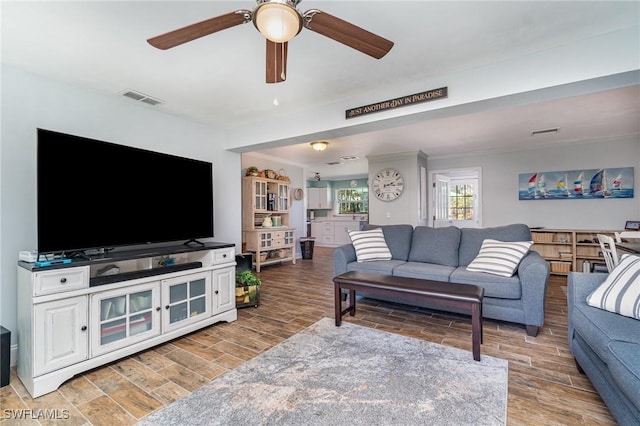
xmin=37 ymin=128 xmax=214 ymax=254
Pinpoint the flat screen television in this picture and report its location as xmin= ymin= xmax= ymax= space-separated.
xmin=37 ymin=128 xmax=214 ymax=254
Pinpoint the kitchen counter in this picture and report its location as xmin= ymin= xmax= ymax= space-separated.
xmin=310 ymin=216 xmax=368 ymax=222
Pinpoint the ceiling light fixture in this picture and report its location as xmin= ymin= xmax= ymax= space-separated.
xmin=310 ymin=141 xmax=328 ymax=151
xmin=253 ymin=0 xmax=303 ymax=43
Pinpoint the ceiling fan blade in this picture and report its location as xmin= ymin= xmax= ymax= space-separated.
xmin=147 ymin=10 xmax=251 ymax=50
xmin=266 ymin=40 xmax=288 ymax=84
xmin=303 ymin=10 xmax=393 ymax=59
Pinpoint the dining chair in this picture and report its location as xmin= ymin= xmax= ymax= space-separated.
xmin=614 ymin=231 xmax=640 ymax=243
xmin=597 ymin=234 xmax=619 ymax=272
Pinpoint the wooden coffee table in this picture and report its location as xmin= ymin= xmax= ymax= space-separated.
xmin=333 ymin=271 xmax=484 ymax=361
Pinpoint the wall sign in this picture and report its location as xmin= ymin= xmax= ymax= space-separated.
xmin=346 ymin=87 xmax=448 ymax=119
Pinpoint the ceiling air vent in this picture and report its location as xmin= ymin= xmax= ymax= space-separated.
xmin=339 ymin=155 xmax=360 ymax=161
xmin=326 ymin=161 xmax=342 ymax=166
xmin=121 ymin=89 xmax=164 ymax=106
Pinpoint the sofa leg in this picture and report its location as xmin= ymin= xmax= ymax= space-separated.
xmin=574 ymin=359 xmax=585 ymax=375
xmin=525 ymin=325 xmax=539 ymax=337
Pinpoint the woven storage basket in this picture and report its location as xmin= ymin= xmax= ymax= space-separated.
xmin=532 ymin=233 xmax=554 ymax=243
xmin=550 ymin=261 xmax=571 ymax=273
xmin=277 ymin=168 xmax=290 ymax=182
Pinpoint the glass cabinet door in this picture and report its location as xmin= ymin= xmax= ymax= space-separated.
xmin=284 ymin=230 xmax=295 ymax=245
xmin=254 ymin=180 xmax=267 ymax=211
xmin=278 ymin=183 xmax=289 ymax=211
xmin=162 ymin=271 xmax=211 ymax=332
xmin=259 ymin=232 xmax=273 ymax=248
xmin=91 ymin=282 xmax=160 ymax=356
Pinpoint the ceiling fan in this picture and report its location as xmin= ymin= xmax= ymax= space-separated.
xmin=147 ymin=0 xmax=394 ymax=84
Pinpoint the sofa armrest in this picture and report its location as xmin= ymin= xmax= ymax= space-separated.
xmin=567 ymin=271 xmax=608 ymax=346
xmin=333 ymin=244 xmax=356 ymax=276
xmin=517 ymin=251 xmax=550 ymax=328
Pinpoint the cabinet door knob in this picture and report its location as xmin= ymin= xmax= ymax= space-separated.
xmin=165 ymin=305 xmax=170 ymax=310
xmin=223 ymin=254 xmax=227 ymax=258
xmin=215 ymin=290 xmax=219 ymax=294
xmin=81 ymin=326 xmax=87 ymax=331
xmin=60 ymin=278 xmax=67 ymax=284
xmin=156 ymin=307 xmax=161 ymax=311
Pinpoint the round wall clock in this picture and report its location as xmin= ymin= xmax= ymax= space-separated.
xmin=372 ymin=168 xmax=405 ymax=201
xmin=350 ymin=179 xmax=358 ymax=188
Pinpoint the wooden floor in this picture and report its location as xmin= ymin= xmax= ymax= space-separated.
xmin=1 ymin=247 xmax=616 ymax=425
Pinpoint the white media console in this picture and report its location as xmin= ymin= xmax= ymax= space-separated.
xmin=16 ymin=242 xmax=237 ymax=398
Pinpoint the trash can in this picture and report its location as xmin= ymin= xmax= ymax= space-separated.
xmin=0 ymin=326 xmax=10 ymax=387
xmin=300 ymin=237 xmax=315 ymax=260
xmin=235 ymin=253 xmax=253 ymax=272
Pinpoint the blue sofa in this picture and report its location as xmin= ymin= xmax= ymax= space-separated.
xmin=333 ymin=223 xmax=550 ymax=336
xmin=567 ymin=272 xmax=640 ymax=425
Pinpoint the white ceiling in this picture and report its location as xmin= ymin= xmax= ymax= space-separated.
xmin=3 ymin=1 xmax=639 ymax=179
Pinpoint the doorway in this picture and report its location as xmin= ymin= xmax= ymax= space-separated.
xmin=429 ymin=167 xmax=482 ymax=228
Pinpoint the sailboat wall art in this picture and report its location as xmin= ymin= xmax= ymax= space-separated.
xmin=519 ymin=167 xmax=634 ymax=200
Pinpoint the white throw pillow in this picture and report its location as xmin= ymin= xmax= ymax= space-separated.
xmin=586 ymin=254 xmax=640 ymax=320
xmin=349 ymin=228 xmax=392 ymax=262
xmin=466 ymin=239 xmax=533 ymax=277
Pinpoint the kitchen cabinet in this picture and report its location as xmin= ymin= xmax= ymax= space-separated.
xmin=311 ymin=220 xmax=362 ymax=247
xmin=307 ymin=187 xmax=333 ymax=209
xmin=334 ymin=221 xmax=362 ymax=245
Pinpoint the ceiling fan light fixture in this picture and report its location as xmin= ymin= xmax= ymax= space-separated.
xmin=310 ymin=141 xmax=328 ymax=151
xmin=254 ymin=1 xmax=302 ymax=43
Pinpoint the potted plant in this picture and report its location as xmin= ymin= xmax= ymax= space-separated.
xmin=245 ymin=166 xmax=259 ymax=177
xmin=235 ymin=270 xmax=261 ymax=307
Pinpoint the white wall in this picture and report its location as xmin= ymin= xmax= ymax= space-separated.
xmin=0 ymin=64 xmax=242 ymax=357
xmin=241 ymin=153 xmax=305 ymax=253
xmin=428 ymin=136 xmax=640 ymax=230
xmin=367 ymin=151 xmax=428 ymax=227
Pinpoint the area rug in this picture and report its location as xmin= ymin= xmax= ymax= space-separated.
xmin=137 ymin=317 xmax=508 ymax=426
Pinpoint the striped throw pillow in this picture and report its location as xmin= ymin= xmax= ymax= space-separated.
xmin=466 ymin=239 xmax=533 ymax=277
xmin=349 ymin=228 xmax=392 ymax=262
xmin=587 ymin=254 xmax=640 ymax=320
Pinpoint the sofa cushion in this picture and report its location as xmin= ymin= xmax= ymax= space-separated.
xmin=348 ymin=228 xmax=392 ymax=262
xmin=458 ymin=224 xmax=532 ymax=266
xmin=587 ymin=254 xmax=640 ymax=320
xmin=466 ymin=239 xmax=533 ymax=277
xmin=363 ymin=224 xmax=414 ymax=261
xmin=346 ymin=260 xmax=407 ymax=275
xmin=393 ymin=262 xmax=455 ymax=282
xmin=572 ymin=290 xmax=640 ymax=367
xmin=408 ymin=226 xmax=461 ymax=267
xmin=450 ymin=267 xmax=522 ymax=299
xmin=607 ymin=341 xmax=640 ymax=410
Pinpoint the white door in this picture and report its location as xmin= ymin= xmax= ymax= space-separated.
xmin=430 ymin=168 xmax=482 ymax=228
xmin=34 ymin=296 xmax=88 ymax=376
xmin=432 ymin=174 xmax=452 ymax=228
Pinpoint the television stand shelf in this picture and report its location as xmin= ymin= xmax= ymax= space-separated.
xmin=89 ymin=261 xmax=203 ymax=287
xmin=17 ymin=242 xmax=237 ymax=398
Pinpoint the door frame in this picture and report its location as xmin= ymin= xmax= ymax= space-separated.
xmin=428 ymin=167 xmax=482 ymax=228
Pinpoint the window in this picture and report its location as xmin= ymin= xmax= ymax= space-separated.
xmin=336 ymin=188 xmax=368 ymax=214
xmin=449 ymin=183 xmax=475 ymax=220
